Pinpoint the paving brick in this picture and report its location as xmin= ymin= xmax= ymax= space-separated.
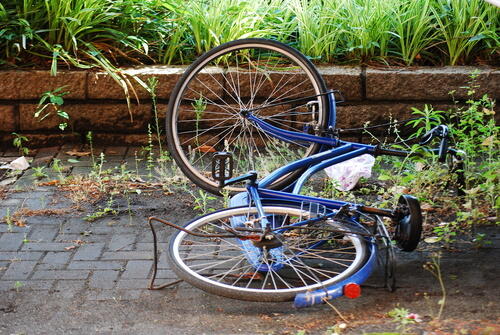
xmin=0 ymin=280 xmax=54 ymax=291
xmin=72 ymin=243 xmax=105 ymax=260
xmin=135 ymin=242 xmax=168 ymax=252
xmin=0 ymin=233 xmax=25 ymax=251
xmin=156 ymin=269 xmax=177 ymax=280
xmin=0 ymin=252 xmax=44 ymax=261
xmin=2 ymin=261 xmax=37 ymax=280
xmin=115 ymin=279 xmax=149 ymax=289
xmin=108 ymin=234 xmax=136 ymax=251
xmin=53 ymin=280 xmax=86 ymax=299
xmin=101 ymin=251 xmax=153 ymax=260
xmin=85 ymin=289 xmax=141 ymax=301
xmin=31 ymin=270 xmax=90 ymax=280
xmin=89 ymin=270 xmax=120 ymax=289
xmin=24 ymin=216 xmax=64 ymax=226
xmin=21 ymin=242 xmax=74 ymax=252
xmin=42 ymin=251 xmax=72 ymax=265
xmin=0 ymin=223 xmax=27 ymax=233
xmin=0 ymin=198 xmax=24 ymax=207
xmin=68 ymin=261 xmax=123 ymax=270
xmin=8 ymin=190 xmax=53 ymax=199
xmin=121 ymin=260 xmax=152 ymax=279
xmin=28 ymin=226 xmax=59 ymax=242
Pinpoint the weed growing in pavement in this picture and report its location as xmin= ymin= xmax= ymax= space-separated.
xmin=4 ymin=208 xmax=13 ymax=232
xmin=50 ymin=158 xmax=66 ymax=181
xmin=423 ymin=252 xmax=446 ymax=320
xmin=86 ymin=131 xmax=96 ymax=167
xmin=144 ymin=124 xmax=155 ymax=179
xmin=13 ymin=281 xmax=23 ymax=292
xmin=191 ymin=189 xmax=216 ymax=214
xmin=85 ymin=197 xmax=117 ymax=222
xmin=387 ymin=306 xmax=420 ymax=334
xmin=11 ymin=132 xmax=29 ymax=156
xmin=31 ymin=166 xmax=48 ymax=180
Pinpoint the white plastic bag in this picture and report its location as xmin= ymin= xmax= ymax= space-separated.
xmin=0 ymin=156 xmax=30 ymax=170
xmin=324 ymin=154 xmax=375 ymax=191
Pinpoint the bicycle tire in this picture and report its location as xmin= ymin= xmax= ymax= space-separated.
xmin=394 ymin=195 xmax=422 ymax=252
xmin=166 ymin=38 xmax=330 ymax=195
xmin=167 ymin=205 xmax=368 ymax=302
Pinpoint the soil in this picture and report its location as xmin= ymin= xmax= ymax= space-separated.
xmin=0 ymin=188 xmax=498 ymax=335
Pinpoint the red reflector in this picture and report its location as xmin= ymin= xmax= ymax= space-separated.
xmin=343 ymin=283 xmax=361 ymax=299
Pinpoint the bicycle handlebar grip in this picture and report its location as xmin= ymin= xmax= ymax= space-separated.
xmin=438 ymin=136 xmax=449 ymax=162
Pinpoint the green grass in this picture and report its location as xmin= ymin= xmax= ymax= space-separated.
xmin=0 ymin=0 xmax=498 ymax=68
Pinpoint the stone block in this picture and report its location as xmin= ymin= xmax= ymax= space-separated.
xmin=0 ymin=105 xmax=16 ymax=132
xmin=366 ymin=66 xmax=499 ymax=101
xmin=318 ymin=66 xmax=363 ymax=101
xmin=0 ymin=70 xmax=86 ymax=99
xmin=335 ymin=103 xmax=454 ymax=129
xmin=20 ymin=103 xmax=152 ymax=132
xmin=87 ymin=66 xmax=186 ymax=100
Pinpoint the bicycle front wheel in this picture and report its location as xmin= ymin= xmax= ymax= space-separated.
xmin=167 ymin=206 xmax=368 ymax=302
xmin=166 ymin=39 xmax=329 ymax=194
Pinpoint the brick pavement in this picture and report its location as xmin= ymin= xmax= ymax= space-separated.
xmin=0 ymin=145 xmax=181 ymax=302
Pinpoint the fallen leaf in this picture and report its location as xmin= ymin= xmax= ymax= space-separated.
xmin=421 ymin=203 xmax=435 ymax=212
xmin=38 ymin=180 xmax=60 ymax=186
xmin=483 ymin=108 xmax=495 ymax=115
xmin=424 ymin=237 xmax=440 ymax=244
xmin=65 ymin=150 xmax=91 ymax=157
xmin=482 ymin=135 xmax=495 ymax=146
xmin=195 ymin=145 xmax=216 ymax=153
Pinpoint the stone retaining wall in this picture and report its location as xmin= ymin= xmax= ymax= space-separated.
xmin=0 ymin=66 xmax=498 ymax=147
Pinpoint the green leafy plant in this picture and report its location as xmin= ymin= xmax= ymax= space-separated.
xmin=11 ymin=132 xmax=29 ymax=155
xmin=192 ymin=189 xmax=216 ymax=214
xmin=387 ymin=307 xmax=420 ymax=334
xmin=34 ymin=86 xmax=70 ymax=131
xmin=31 ymin=166 xmax=48 ymax=180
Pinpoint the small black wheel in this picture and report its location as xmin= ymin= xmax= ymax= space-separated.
xmin=393 ymin=195 xmax=422 ymax=252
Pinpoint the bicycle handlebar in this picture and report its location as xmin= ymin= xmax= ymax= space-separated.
xmin=419 ymin=125 xmax=449 ymax=162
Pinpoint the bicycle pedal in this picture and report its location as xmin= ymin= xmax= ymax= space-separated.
xmin=211 ymin=152 xmax=234 ymax=187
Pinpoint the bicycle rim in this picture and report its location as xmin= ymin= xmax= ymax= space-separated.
xmin=166 ymin=39 xmax=328 ymax=194
xmin=168 ymin=206 xmax=367 ymax=302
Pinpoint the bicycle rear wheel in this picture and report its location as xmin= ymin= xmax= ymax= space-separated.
xmin=167 ymin=206 xmax=368 ymax=302
xmin=166 ymin=38 xmax=329 ymax=195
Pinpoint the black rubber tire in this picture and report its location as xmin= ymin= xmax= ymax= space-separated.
xmin=167 ymin=205 xmax=368 ymax=302
xmin=394 ymin=195 xmax=423 ymax=252
xmin=166 ymin=38 xmax=329 ymax=195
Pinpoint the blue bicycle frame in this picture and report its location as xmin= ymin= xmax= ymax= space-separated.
xmin=225 ymin=93 xmax=398 ymax=308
